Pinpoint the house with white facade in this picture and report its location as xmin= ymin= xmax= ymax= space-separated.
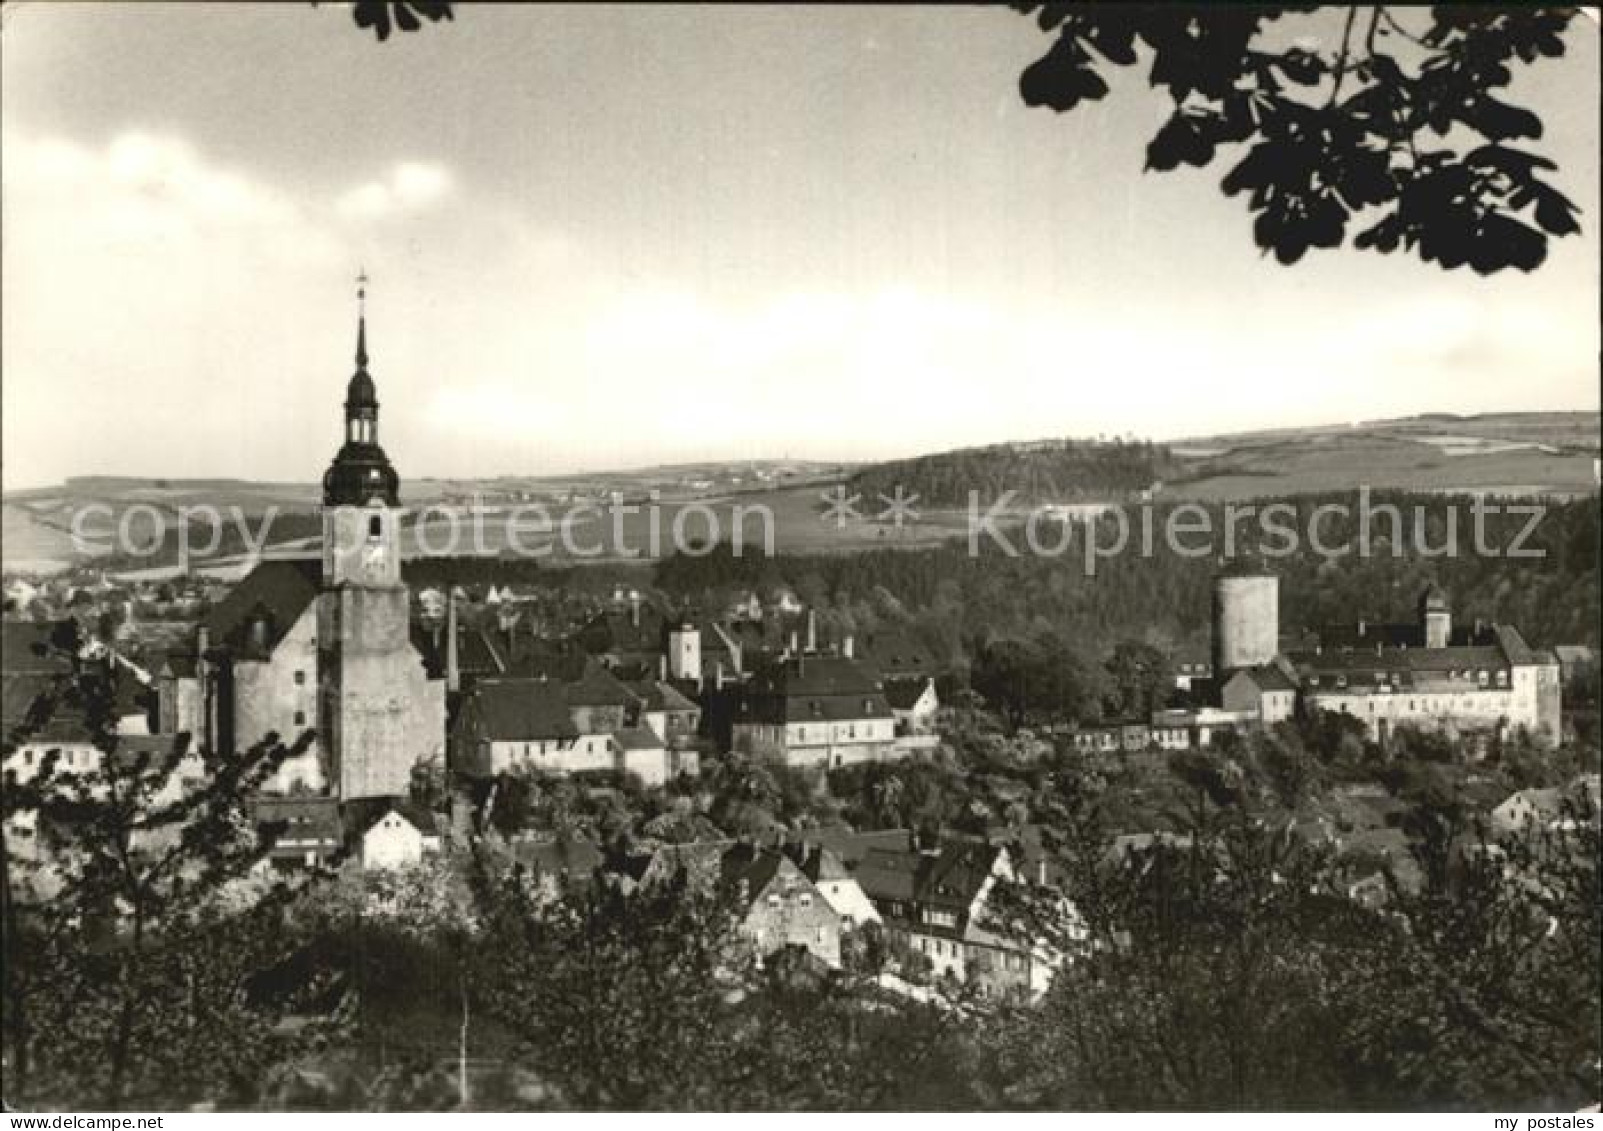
xmin=731 ymin=655 xmax=896 ymax=769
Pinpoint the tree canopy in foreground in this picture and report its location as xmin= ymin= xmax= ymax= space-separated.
xmin=1015 ymin=5 xmax=1583 ymax=273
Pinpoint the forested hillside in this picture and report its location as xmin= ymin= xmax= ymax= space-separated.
xmin=848 ymin=438 xmax=1178 ymax=507
xmin=657 ymin=491 xmax=1600 ymax=686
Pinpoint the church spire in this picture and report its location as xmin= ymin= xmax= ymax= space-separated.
xmin=323 ymin=268 xmax=398 ymax=507
xmin=355 ymin=269 xmax=369 ymax=371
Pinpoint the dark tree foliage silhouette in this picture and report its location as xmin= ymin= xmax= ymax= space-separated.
xmin=468 ymin=856 xmax=969 ymax=1109
xmin=982 ymin=775 xmax=1601 ymax=1109
xmin=347 ymin=4 xmax=1582 ymax=275
xmin=351 ymin=0 xmax=453 ymax=41
xmin=1015 ymin=5 xmax=1582 ymax=272
xmin=1 ymin=630 xmax=320 ymax=1108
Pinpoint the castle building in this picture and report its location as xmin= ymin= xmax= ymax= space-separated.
xmin=159 ymin=283 xmax=446 ymax=799
xmin=1287 ymin=584 xmax=1561 ymax=750
xmin=1203 ymin=571 xmax=1561 ymax=751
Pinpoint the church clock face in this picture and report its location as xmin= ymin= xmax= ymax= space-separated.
xmin=361 ymin=540 xmax=387 ymax=579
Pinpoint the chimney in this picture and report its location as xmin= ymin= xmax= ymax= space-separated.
xmin=806 ymin=608 xmax=817 ymax=654
xmin=843 ymin=633 xmax=854 ymax=659
xmin=446 ymin=589 xmax=460 ymax=693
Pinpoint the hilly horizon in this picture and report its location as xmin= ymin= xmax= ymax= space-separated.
xmin=5 ymin=409 xmax=1597 ymax=501
xmin=4 ymin=409 xmax=1597 ymax=576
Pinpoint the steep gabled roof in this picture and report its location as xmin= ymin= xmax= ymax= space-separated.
xmin=614 ymin=840 xmax=730 ymax=890
xmin=882 ymin=675 xmax=933 ymax=710
xmin=787 ymin=843 xmax=851 ymax=883
xmin=738 ymin=656 xmax=892 ymax=724
xmin=920 ymin=841 xmax=1002 ymax=910
xmin=1287 ymin=636 xmax=1529 ymax=687
xmin=561 ymin=661 xmax=637 ymax=707
xmin=1492 ymin=624 xmax=1541 ymax=666
xmin=462 ymin=677 xmax=578 ymax=741
xmin=613 ymin=725 xmax=665 ymax=752
xmin=203 ymin=559 xmax=322 ymax=658
xmin=860 ymin=631 xmax=935 ymax=676
xmin=251 ymin=795 xmax=344 ymax=853
xmin=720 ymin=842 xmax=806 ymax=901
xmin=855 ymin=847 xmax=921 ymax=903
xmin=2 ymin=619 xmax=76 ymax=675
xmin=2 ymin=672 xmax=91 ymax=742
xmin=352 ymin=798 xmax=440 ymax=838
xmin=807 ymin=827 xmax=913 ymax=866
xmin=1226 ymin=664 xmax=1297 ymax=694
xmin=626 ymin=678 xmax=699 ymax=714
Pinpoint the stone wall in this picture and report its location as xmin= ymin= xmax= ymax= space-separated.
xmin=232 ymin=608 xmax=319 ymax=760
xmin=320 ymin=585 xmax=446 ymax=801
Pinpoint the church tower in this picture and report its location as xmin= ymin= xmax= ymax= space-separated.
xmin=322 ymin=277 xmax=401 ymax=587
xmin=318 ymin=276 xmax=437 ymax=800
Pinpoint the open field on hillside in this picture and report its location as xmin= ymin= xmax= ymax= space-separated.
xmin=5 ymin=412 xmax=1595 ymax=574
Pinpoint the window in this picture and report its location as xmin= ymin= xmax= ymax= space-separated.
xmin=767 ymin=893 xmax=781 ymax=907
xmin=368 ymin=514 xmax=382 ymax=539
xmin=799 ymin=893 xmax=812 ymax=908
xmin=294 ymin=670 xmax=306 ymax=685
xmin=293 ymin=711 xmax=306 ymax=726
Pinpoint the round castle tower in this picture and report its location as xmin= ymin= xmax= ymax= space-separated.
xmin=1211 ymin=569 xmax=1279 ymax=676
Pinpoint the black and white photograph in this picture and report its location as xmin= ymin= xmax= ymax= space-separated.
xmin=1 ymin=1 xmax=1599 ymax=1117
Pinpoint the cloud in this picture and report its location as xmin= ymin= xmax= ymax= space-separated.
xmin=336 ymin=161 xmax=453 ymax=220
xmin=3 ymin=130 xmax=340 ymax=265
xmin=2 ymin=129 xmax=364 ymax=487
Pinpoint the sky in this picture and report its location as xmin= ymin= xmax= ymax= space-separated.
xmin=2 ymin=3 xmax=1599 ymax=489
